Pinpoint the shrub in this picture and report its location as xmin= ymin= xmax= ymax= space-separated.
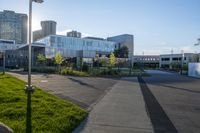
xmin=24 ymin=67 xmax=57 ymax=73
xmin=82 ymin=64 xmax=89 ymax=72
xmin=60 ymin=68 xmax=89 ymax=76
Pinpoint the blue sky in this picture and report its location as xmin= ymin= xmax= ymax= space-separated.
xmin=1 ymin=0 xmax=200 ymax=55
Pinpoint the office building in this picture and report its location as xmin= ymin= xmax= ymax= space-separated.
xmin=41 ymin=20 xmax=56 ymax=37
xmin=107 ymin=34 xmax=134 ymax=59
xmin=134 ymin=55 xmax=160 ymax=68
xmin=33 ymin=30 xmax=42 ymax=42
xmin=36 ymin=35 xmax=116 ymax=59
xmin=0 ymin=10 xmax=27 ymax=44
xmin=67 ymin=31 xmax=81 ymax=38
xmin=159 ymin=53 xmax=195 ymax=69
xmin=33 ymin=20 xmax=57 ymax=42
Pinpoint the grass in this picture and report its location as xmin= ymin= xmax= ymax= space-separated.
xmin=0 ymin=73 xmax=87 ymax=133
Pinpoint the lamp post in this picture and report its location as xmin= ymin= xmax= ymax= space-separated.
xmin=1 ymin=50 xmax=5 ymax=75
xmin=194 ymin=38 xmax=200 ymax=62
xmin=3 ymin=51 xmax=5 ymax=75
xmin=181 ymin=50 xmax=184 ymax=75
xmin=26 ymin=0 xmax=43 ymax=133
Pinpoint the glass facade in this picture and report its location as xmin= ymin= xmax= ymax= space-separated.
xmin=37 ymin=35 xmax=116 ymax=58
xmin=0 ymin=10 xmax=27 ymax=44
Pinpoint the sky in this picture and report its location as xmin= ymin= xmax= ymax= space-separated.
xmin=1 ymin=0 xmax=200 ymax=55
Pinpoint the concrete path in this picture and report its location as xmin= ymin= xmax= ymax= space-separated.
xmin=74 ymin=77 xmax=153 ymax=133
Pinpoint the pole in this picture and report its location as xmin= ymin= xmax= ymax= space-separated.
xmin=26 ymin=0 xmax=33 ymax=133
xmin=181 ymin=50 xmax=184 ymax=75
xmin=3 ymin=51 xmax=5 ymax=75
xmin=28 ymin=0 xmax=32 ymax=89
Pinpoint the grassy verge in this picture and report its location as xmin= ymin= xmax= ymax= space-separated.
xmin=0 ymin=73 xmax=87 ymax=133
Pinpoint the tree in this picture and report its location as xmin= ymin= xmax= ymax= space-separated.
xmin=100 ymin=57 xmax=108 ymax=67
xmin=114 ymin=46 xmax=129 ymax=58
xmin=109 ymin=53 xmax=116 ymax=67
xmin=37 ymin=54 xmax=46 ymax=66
xmin=55 ymin=52 xmax=63 ymax=71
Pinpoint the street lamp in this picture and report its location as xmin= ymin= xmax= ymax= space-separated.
xmin=26 ymin=0 xmax=43 ymax=133
xmin=194 ymin=38 xmax=200 ymax=62
xmin=0 ymin=50 xmax=5 ymax=75
xmin=181 ymin=50 xmax=184 ymax=75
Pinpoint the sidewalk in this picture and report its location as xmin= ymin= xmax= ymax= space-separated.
xmin=74 ymin=77 xmax=153 ymax=133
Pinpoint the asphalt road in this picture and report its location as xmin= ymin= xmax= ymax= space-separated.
xmin=8 ymin=72 xmax=118 ymax=110
xmin=143 ymin=70 xmax=200 ymax=133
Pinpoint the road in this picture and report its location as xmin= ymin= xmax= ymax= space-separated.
xmin=143 ymin=70 xmax=200 ymax=133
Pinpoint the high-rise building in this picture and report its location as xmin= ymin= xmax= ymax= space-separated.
xmin=67 ymin=30 xmax=81 ymax=38
xmin=0 ymin=10 xmax=27 ymax=44
xmin=33 ymin=20 xmax=57 ymax=42
xmin=33 ymin=30 xmax=42 ymax=42
xmin=41 ymin=20 xmax=56 ymax=37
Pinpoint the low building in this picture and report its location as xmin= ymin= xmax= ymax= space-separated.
xmin=0 ymin=39 xmax=44 ymax=68
xmin=159 ymin=53 xmax=195 ymax=69
xmin=134 ymin=55 xmax=160 ymax=68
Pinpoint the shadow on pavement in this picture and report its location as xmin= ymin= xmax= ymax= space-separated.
xmin=138 ymin=76 xmax=178 ymax=133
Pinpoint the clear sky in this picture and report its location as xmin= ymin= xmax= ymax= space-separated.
xmin=1 ymin=0 xmax=200 ymax=55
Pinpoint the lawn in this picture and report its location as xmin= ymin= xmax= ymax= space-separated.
xmin=0 ymin=73 xmax=87 ymax=133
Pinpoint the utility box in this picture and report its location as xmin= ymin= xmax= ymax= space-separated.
xmin=188 ymin=63 xmax=200 ymax=78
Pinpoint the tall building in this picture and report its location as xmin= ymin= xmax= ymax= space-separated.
xmin=67 ymin=30 xmax=81 ymax=38
xmin=0 ymin=10 xmax=27 ymax=44
xmin=41 ymin=20 xmax=56 ymax=37
xmin=33 ymin=20 xmax=57 ymax=42
xmin=33 ymin=30 xmax=42 ymax=42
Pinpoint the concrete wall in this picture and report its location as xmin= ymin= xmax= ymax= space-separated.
xmin=188 ymin=63 xmax=200 ymax=78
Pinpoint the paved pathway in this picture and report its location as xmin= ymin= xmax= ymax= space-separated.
xmin=8 ymin=72 xmax=117 ymax=110
xmin=74 ymin=77 xmax=153 ymax=133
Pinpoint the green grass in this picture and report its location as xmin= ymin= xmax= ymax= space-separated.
xmin=0 ymin=73 xmax=87 ymax=133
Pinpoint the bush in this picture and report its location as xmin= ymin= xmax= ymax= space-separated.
xmin=24 ymin=67 xmax=57 ymax=73
xmin=60 ymin=68 xmax=89 ymax=76
xmin=82 ymin=64 xmax=89 ymax=72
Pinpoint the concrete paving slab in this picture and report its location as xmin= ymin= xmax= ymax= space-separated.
xmin=74 ymin=77 xmax=153 ymax=133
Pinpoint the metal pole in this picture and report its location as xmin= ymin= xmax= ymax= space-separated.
xmin=28 ymin=0 xmax=32 ymax=89
xmin=26 ymin=0 xmax=33 ymax=133
xmin=3 ymin=51 xmax=5 ymax=75
xmin=181 ymin=50 xmax=184 ymax=75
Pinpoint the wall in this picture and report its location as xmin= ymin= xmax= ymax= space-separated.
xmin=188 ymin=63 xmax=200 ymax=78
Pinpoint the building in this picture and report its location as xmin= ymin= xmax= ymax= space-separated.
xmin=134 ymin=55 xmax=160 ymax=68
xmin=1 ymin=33 xmax=134 ymax=68
xmin=33 ymin=20 xmax=57 ymax=42
xmin=33 ymin=30 xmax=42 ymax=42
xmin=159 ymin=53 xmax=195 ymax=69
xmin=107 ymin=34 xmax=134 ymax=59
xmin=67 ymin=31 xmax=81 ymax=38
xmin=0 ymin=39 xmax=44 ymax=68
xmin=0 ymin=10 xmax=27 ymax=44
xmin=36 ymin=35 xmax=116 ymax=60
xmin=41 ymin=20 xmax=56 ymax=37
